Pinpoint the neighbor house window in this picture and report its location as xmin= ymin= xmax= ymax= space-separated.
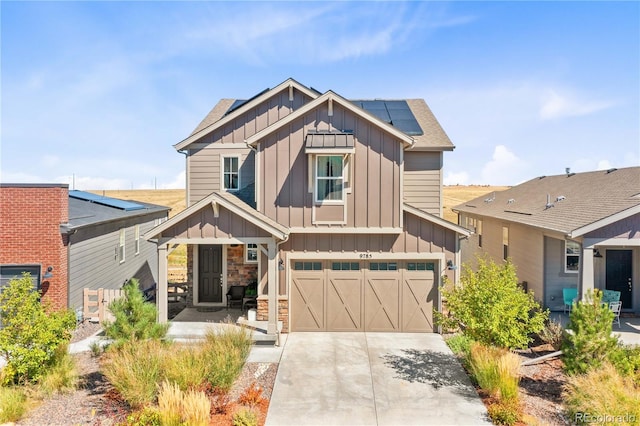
xmin=0 ymin=265 xmax=40 ymax=293
xmin=565 ymin=240 xmax=580 ymax=273
xmin=119 ymin=229 xmax=126 ymax=263
xmin=502 ymin=226 xmax=509 ymax=260
xmin=223 ymin=156 xmax=239 ymax=191
xmin=316 ymin=155 xmax=343 ymax=202
xmin=245 ymin=244 xmax=258 ymax=263
xmin=134 ymin=225 xmax=140 ymax=255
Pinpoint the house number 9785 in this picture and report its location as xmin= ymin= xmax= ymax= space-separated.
xmin=359 ymin=253 xmax=373 ymax=259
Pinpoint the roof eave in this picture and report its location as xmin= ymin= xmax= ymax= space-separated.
xmin=569 ymin=204 xmax=640 ymax=238
xmin=403 ymin=203 xmax=471 ymax=236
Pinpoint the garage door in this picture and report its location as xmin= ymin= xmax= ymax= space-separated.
xmin=290 ymin=261 xmax=436 ymax=332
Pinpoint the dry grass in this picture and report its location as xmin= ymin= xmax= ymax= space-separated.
xmin=443 ymin=185 xmax=509 ymax=223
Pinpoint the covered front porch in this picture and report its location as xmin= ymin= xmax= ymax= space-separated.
xmin=144 ymin=191 xmax=289 ymax=338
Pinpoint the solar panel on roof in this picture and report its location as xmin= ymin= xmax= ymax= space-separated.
xmin=69 ymin=191 xmax=145 ymax=211
xmin=355 ymin=100 xmax=423 ymax=136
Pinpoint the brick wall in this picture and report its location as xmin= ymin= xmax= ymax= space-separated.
xmin=0 ymin=185 xmax=69 ymax=310
xmin=257 ymin=297 xmax=289 ymax=333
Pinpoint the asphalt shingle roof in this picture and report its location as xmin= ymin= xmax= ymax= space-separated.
xmin=454 ymin=167 xmax=640 ymax=234
xmin=66 ymin=197 xmax=170 ymax=231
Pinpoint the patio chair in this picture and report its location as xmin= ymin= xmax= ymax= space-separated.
xmin=563 ymin=288 xmax=578 ymax=313
xmin=226 ymin=285 xmax=245 ymax=310
xmin=610 ymin=301 xmax=622 ymax=328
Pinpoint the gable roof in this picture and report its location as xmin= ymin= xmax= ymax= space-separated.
xmin=174 ymin=78 xmax=319 ymax=151
xmin=144 ymin=190 xmax=289 ymax=241
xmin=403 ymin=203 xmax=471 ymax=236
xmin=245 ymin=90 xmax=416 ymax=148
xmin=454 ymin=167 xmax=640 ymax=235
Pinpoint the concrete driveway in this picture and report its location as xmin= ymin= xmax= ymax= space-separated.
xmin=265 ymin=333 xmax=490 ymax=425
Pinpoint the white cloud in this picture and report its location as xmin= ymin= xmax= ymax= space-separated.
xmin=539 ymin=89 xmax=615 ymax=120
xmin=443 ymin=171 xmax=470 ymax=186
xmin=41 ymin=155 xmax=60 ymax=168
xmin=163 ymin=171 xmax=186 ymax=190
xmin=481 ymin=145 xmax=528 ymax=185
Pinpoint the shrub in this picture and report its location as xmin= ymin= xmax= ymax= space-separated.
xmin=445 ymin=334 xmax=474 ymax=358
xmin=122 ymin=407 xmax=161 ymax=426
xmin=233 ymin=407 xmax=259 ymax=426
xmin=437 ymin=257 xmax=548 ymax=349
xmin=181 ymin=389 xmax=211 ymax=426
xmin=487 ymin=398 xmax=521 ymax=426
xmin=608 ymin=345 xmax=640 ymax=385
xmin=202 ymin=327 xmax=252 ymax=391
xmin=468 ymin=343 xmax=520 ymax=402
xmin=0 ymin=273 xmax=76 ymax=384
xmin=538 ymin=319 xmax=564 ymax=350
xmin=162 ymin=344 xmax=209 ymax=391
xmin=562 ymin=289 xmax=619 ymax=375
xmin=102 ymin=278 xmax=168 ymax=346
xmin=563 ymin=362 xmax=640 ymax=424
xmin=102 ymin=339 xmax=164 ymax=408
xmin=157 ymin=380 xmax=183 ymax=426
xmin=0 ymin=386 xmax=27 ymax=422
xmin=39 ymin=343 xmax=78 ymax=395
xmin=238 ymin=382 xmax=264 ymax=407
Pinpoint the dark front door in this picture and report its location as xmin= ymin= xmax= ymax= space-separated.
xmin=199 ymin=245 xmax=223 ymax=303
xmin=606 ymin=249 xmax=633 ymax=309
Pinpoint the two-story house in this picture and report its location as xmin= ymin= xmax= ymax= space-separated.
xmin=146 ymin=78 xmax=470 ymax=336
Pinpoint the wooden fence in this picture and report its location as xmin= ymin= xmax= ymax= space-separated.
xmin=83 ymin=288 xmax=123 ymax=323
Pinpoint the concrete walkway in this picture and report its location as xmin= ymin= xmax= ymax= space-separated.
xmin=265 ymin=333 xmax=490 ymax=426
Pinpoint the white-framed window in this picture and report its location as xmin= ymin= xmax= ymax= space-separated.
xmin=315 ymin=155 xmax=344 ymax=203
xmin=245 ymin=243 xmax=258 ymax=263
xmin=134 ymin=225 xmax=140 ymax=255
xmin=477 ymin=220 xmax=483 ymax=248
xmin=222 ymin=156 xmax=240 ymax=191
xmin=565 ymin=240 xmax=580 ymax=273
xmin=502 ymin=226 xmax=509 ymax=260
xmin=119 ymin=229 xmax=126 ymax=263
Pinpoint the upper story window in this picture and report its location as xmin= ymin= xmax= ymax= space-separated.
xmin=223 ymin=156 xmax=239 ymax=191
xmin=245 ymin=244 xmax=258 ymax=263
xmin=565 ymin=240 xmax=580 ymax=273
xmin=119 ymin=229 xmax=126 ymax=263
xmin=316 ymin=155 xmax=343 ymax=203
xmin=502 ymin=226 xmax=509 ymax=260
xmin=134 ymin=225 xmax=140 ymax=255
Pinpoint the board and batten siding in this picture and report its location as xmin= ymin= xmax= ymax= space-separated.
xmin=68 ymin=215 xmax=163 ymax=311
xmin=188 ymin=148 xmax=255 ymax=205
xmin=403 ymin=151 xmax=443 ymax=216
xmin=257 ymin=103 xmax=402 ymax=229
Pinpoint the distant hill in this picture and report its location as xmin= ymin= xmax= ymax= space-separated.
xmin=91 ymin=186 xmax=509 ymax=224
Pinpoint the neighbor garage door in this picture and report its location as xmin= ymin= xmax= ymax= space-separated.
xmin=290 ymin=260 xmax=436 ymax=332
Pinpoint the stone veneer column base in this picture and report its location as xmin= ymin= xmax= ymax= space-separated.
xmin=257 ymin=297 xmax=289 ymax=333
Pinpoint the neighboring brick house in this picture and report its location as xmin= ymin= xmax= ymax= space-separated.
xmin=146 ymin=78 xmax=470 ymax=336
xmin=454 ymin=167 xmax=640 ymax=314
xmin=0 ymin=184 xmax=170 ymax=312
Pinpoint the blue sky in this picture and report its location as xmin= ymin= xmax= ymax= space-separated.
xmin=2 ymin=1 xmax=638 ymax=189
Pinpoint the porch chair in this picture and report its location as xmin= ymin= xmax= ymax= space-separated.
xmin=226 ymin=285 xmax=246 ymax=310
xmin=610 ymin=301 xmax=622 ymax=328
xmin=563 ymin=288 xmax=578 ymax=313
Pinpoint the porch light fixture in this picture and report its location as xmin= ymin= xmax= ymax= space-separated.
xmin=594 ymin=249 xmax=603 ymax=258
xmin=43 ymin=266 xmax=54 ymax=279
xmin=278 ymin=259 xmax=284 ymax=271
xmin=446 ymin=260 xmax=457 ymax=270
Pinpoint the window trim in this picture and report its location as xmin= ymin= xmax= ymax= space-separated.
xmin=314 ymin=154 xmax=344 ymax=204
xmin=134 ymin=225 xmax=140 ymax=255
xmin=1 ymin=264 xmax=41 ymax=292
xmin=502 ymin=226 xmax=509 ymax=260
xmin=222 ymin=155 xmax=240 ymax=191
xmin=564 ymin=240 xmax=580 ymax=274
xmin=119 ymin=229 xmax=126 ymax=263
xmin=477 ymin=219 xmax=483 ymax=248
xmin=245 ymin=243 xmax=258 ymax=264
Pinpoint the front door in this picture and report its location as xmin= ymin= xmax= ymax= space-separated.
xmin=199 ymin=245 xmax=223 ymax=303
xmin=606 ymin=249 xmax=633 ymax=309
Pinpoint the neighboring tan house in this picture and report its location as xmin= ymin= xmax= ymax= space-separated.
xmin=146 ymin=78 xmax=470 ymax=335
xmin=454 ymin=167 xmax=640 ymax=313
xmin=0 ymin=184 xmax=169 ymax=313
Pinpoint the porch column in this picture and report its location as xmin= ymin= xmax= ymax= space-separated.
xmin=580 ymin=246 xmax=595 ymax=300
xmin=267 ymin=240 xmax=278 ymax=335
xmin=158 ymin=244 xmax=169 ymax=323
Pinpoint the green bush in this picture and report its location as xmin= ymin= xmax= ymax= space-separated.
xmin=538 ymin=319 xmax=564 ymax=351
xmin=468 ymin=343 xmax=520 ymax=402
xmin=162 ymin=344 xmax=209 ymax=391
xmin=608 ymin=345 xmax=640 ymax=385
xmin=0 ymin=386 xmax=28 ymax=422
xmin=39 ymin=343 xmax=78 ymax=395
xmin=103 ymin=278 xmax=168 ymax=346
xmin=122 ymin=407 xmax=162 ymax=426
xmin=203 ymin=327 xmax=252 ymax=391
xmin=102 ymin=339 xmax=165 ymax=408
xmin=233 ymin=407 xmax=258 ymax=426
xmin=0 ymin=273 xmax=76 ymax=384
xmin=437 ymin=257 xmax=548 ymax=349
xmin=562 ymin=289 xmax=619 ymax=375
xmin=445 ymin=334 xmax=474 ymax=357
xmin=563 ymin=362 xmax=640 ymax=424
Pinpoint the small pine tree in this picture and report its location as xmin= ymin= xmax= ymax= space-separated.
xmin=437 ymin=256 xmax=548 ymax=349
xmin=562 ymin=289 xmax=619 ymax=375
xmin=103 ymin=278 xmax=168 ymax=345
xmin=0 ymin=273 xmax=76 ymax=384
